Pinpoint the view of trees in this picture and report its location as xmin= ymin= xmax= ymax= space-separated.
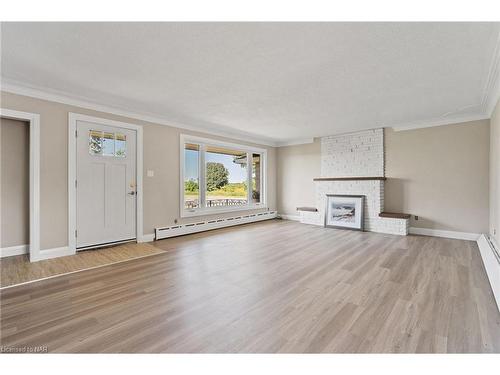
xmin=183 ymin=146 xmax=262 ymax=210
xmin=184 ymin=162 xmax=249 ymax=199
xmin=206 ymin=162 xmax=229 ymax=191
xmin=184 ymin=179 xmax=199 ymax=193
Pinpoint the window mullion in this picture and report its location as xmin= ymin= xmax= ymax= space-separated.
xmin=199 ymin=144 xmax=206 ymax=209
xmin=247 ymin=152 xmax=252 ymax=206
xmin=261 ymin=153 xmax=265 ymax=206
xmin=260 ymin=153 xmax=267 ymax=206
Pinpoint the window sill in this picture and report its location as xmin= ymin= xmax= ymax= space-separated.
xmin=180 ymin=204 xmax=267 ymax=218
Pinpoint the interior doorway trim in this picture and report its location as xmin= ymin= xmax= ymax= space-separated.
xmin=68 ymin=113 xmax=144 ymax=253
xmin=0 ymin=108 xmax=41 ymax=261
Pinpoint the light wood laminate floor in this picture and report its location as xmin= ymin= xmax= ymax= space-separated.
xmin=1 ymin=219 xmax=499 ymax=353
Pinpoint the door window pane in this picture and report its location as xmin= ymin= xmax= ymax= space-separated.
xmin=102 ymin=132 xmax=115 ymax=156
xmin=115 ymin=133 xmax=126 ymax=157
xmin=251 ymin=153 xmax=261 ymax=204
xmin=184 ymin=143 xmax=200 ymax=209
xmin=89 ymin=130 xmax=102 ymax=155
xmin=89 ymin=130 xmax=127 ymax=157
xmin=205 ymin=146 xmax=247 ymax=208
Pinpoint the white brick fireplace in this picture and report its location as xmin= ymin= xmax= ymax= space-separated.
xmin=298 ymin=129 xmax=409 ymax=236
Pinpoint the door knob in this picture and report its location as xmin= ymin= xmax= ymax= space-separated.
xmin=128 ymin=191 xmax=136 ymax=196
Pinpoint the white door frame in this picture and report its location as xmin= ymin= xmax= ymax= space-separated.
xmin=0 ymin=108 xmax=41 ymax=261
xmin=68 ymin=113 xmax=143 ymax=252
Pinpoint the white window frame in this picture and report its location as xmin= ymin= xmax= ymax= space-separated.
xmin=180 ymin=134 xmax=267 ymax=218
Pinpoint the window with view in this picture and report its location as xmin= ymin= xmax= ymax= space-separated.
xmin=183 ymin=143 xmax=200 ymax=210
xmin=182 ymin=136 xmax=265 ymax=216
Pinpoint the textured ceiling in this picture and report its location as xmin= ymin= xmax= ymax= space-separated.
xmin=1 ymin=22 xmax=499 ymax=145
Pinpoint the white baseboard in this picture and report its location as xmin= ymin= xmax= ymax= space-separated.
xmin=477 ymin=234 xmax=500 ymax=312
xmin=409 ymin=227 xmax=480 ymax=241
xmin=138 ymin=233 xmax=155 ymax=242
xmin=0 ymin=244 xmax=29 ymax=258
xmin=279 ymin=214 xmax=301 ymax=221
xmin=31 ymin=246 xmax=75 ymax=262
xmin=1 ymin=245 xmax=74 ymax=261
xmin=156 ymin=211 xmax=277 ymax=240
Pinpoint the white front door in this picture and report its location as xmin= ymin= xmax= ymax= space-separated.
xmin=76 ymin=119 xmax=137 ymax=249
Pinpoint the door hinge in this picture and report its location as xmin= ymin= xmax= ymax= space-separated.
xmin=75 ymin=179 xmax=77 ymax=188
xmin=75 ymin=129 xmax=78 ymax=137
xmin=75 ymin=230 xmax=78 ymax=238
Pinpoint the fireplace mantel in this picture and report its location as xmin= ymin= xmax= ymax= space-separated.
xmin=313 ymin=177 xmax=387 ymax=181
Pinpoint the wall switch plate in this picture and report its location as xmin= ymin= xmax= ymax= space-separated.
xmin=147 ymin=170 xmax=154 ymax=177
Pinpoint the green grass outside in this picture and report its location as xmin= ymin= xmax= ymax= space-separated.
xmin=185 ymin=182 xmax=247 ymax=199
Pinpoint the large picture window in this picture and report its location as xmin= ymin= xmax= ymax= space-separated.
xmin=181 ymin=135 xmax=266 ymax=216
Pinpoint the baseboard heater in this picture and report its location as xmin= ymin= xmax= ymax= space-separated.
xmin=155 ymin=211 xmax=277 ymax=240
xmin=477 ymin=234 xmax=500 ymax=312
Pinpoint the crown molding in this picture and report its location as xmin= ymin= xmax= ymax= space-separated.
xmin=275 ymin=138 xmax=315 ymax=147
xmin=391 ymin=113 xmax=489 ymax=132
xmin=0 ymin=78 xmax=278 ymax=147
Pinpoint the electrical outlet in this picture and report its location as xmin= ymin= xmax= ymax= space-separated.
xmin=414 ymin=215 xmax=419 ymax=221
